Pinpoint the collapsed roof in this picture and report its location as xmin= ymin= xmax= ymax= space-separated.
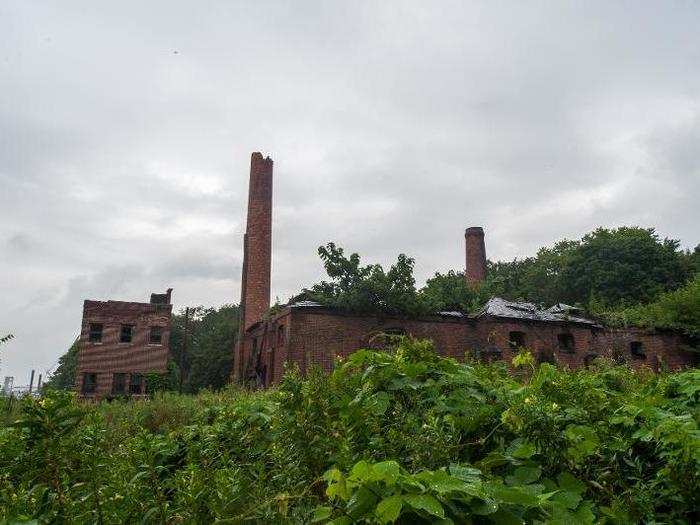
xmin=287 ymin=296 xmax=599 ymax=326
xmin=476 ymin=297 xmax=598 ymax=325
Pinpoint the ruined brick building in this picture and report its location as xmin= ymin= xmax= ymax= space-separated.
xmin=76 ymin=151 xmax=695 ymax=398
xmin=75 ymin=290 xmax=172 ymax=398
xmin=235 ymin=153 xmax=696 ymax=387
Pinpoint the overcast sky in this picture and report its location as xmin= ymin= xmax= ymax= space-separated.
xmin=2 ymin=1 xmax=699 ymax=384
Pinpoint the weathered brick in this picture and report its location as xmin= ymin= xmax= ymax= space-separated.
xmin=75 ymin=294 xmax=172 ymax=399
xmin=242 ymin=306 xmax=696 ymax=386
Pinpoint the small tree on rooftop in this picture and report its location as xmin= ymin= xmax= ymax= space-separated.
xmin=305 ymin=243 xmax=430 ymax=316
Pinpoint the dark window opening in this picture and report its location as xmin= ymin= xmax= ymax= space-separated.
xmin=277 ymin=325 xmax=285 ymax=346
xmin=149 ymin=326 xmax=162 ymax=345
xmin=120 ymin=324 xmax=134 ymax=343
xmin=508 ymin=331 xmax=526 ymax=349
xmin=129 ymin=373 xmax=143 ymax=395
xmin=630 ymin=341 xmax=646 ymax=359
xmin=268 ymin=349 xmax=276 ymax=387
xmin=476 ymin=346 xmax=503 ymax=363
xmin=89 ymin=323 xmax=103 ymax=343
xmin=537 ymin=349 xmax=556 ymax=364
xmin=112 ymin=373 xmax=126 ymax=395
xmin=583 ymin=353 xmax=599 ymax=367
xmin=82 ymin=372 xmax=97 ymax=394
xmin=557 ymin=333 xmax=575 ymax=353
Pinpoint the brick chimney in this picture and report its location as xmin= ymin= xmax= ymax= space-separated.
xmin=465 ymin=226 xmax=487 ymax=286
xmin=240 ymin=152 xmax=273 ymax=331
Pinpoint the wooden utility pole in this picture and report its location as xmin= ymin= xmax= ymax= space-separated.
xmin=28 ymin=369 xmax=35 ymax=393
xmin=179 ymin=307 xmax=190 ymax=393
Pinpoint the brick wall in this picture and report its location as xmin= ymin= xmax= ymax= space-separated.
xmin=239 ymin=310 xmax=291 ymax=386
xmin=75 ymin=299 xmax=172 ymax=399
xmin=240 ymin=307 xmax=695 ymax=386
xmin=286 ymin=309 xmax=481 ymax=374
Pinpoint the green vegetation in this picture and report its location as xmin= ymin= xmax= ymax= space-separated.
xmin=304 ymin=243 xmax=428 ymax=316
xmin=169 ymin=304 xmax=239 ymax=393
xmin=304 ymin=227 xmax=699 ymax=337
xmin=486 ymin=227 xmax=695 ymax=308
xmin=43 ymin=339 xmax=79 ymax=391
xmin=3 ymin=338 xmax=698 ymax=523
xmin=597 ymin=274 xmax=700 ymax=337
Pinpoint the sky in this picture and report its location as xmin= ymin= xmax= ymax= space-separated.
xmin=1 ymin=1 xmax=699 ymax=384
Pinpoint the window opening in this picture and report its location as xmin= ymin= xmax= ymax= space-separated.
xmin=82 ymin=372 xmax=97 ymax=394
xmin=89 ymin=323 xmax=103 ymax=343
xmin=120 ymin=324 xmax=134 ymax=343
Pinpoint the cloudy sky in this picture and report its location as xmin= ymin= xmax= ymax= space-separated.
xmin=2 ymin=1 xmax=699 ymax=384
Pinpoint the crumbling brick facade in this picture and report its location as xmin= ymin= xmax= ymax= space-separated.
xmin=241 ymin=306 xmax=696 ymax=387
xmin=75 ymin=290 xmax=172 ymax=399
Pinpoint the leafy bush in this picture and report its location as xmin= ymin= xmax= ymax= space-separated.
xmin=598 ymin=274 xmax=700 ymax=337
xmin=1 ymin=338 xmax=698 ymax=523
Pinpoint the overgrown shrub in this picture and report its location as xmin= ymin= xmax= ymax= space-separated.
xmin=1 ymin=338 xmax=697 ymax=523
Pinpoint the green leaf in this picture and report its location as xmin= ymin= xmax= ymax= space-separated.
xmin=348 ymin=460 xmax=371 ymax=482
xmin=367 ymin=391 xmax=390 ymax=415
xmin=327 ymin=517 xmax=353 ymax=525
xmin=564 ymin=425 xmax=599 ymax=461
xmin=404 ymin=494 xmax=445 ymax=518
xmin=416 ymin=470 xmax=472 ymax=495
xmin=371 ymin=461 xmax=402 ymax=486
xmin=376 ymin=495 xmax=403 ymax=524
xmin=325 ymin=469 xmax=349 ymax=501
xmin=311 ymin=506 xmax=333 ymax=523
xmin=347 ymin=486 xmax=378 ymax=519
xmin=491 ymin=485 xmax=541 ymax=507
xmin=506 ymin=466 xmax=541 ymax=485
xmin=557 ymin=472 xmax=586 ymax=495
xmin=470 ymin=498 xmax=499 ymax=515
xmin=449 ymin=464 xmax=481 ymax=481
xmin=507 ymin=438 xmax=537 ymax=459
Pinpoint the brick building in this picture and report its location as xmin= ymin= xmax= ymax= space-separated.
xmin=234 ymin=153 xmax=697 ymax=386
xmin=75 ymin=289 xmax=172 ymax=398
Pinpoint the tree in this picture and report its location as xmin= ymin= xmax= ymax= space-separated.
xmin=44 ymin=339 xmax=79 ymax=390
xmin=305 ymin=243 xmax=428 ymax=316
xmin=482 ymin=227 xmax=692 ymax=308
xmin=558 ymin=227 xmax=690 ymax=307
xmin=419 ymin=270 xmax=493 ymax=313
xmin=169 ymin=304 xmax=240 ymax=393
xmin=600 ymin=274 xmax=700 ymax=337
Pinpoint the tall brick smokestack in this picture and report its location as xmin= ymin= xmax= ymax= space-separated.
xmin=240 ymin=152 xmax=273 ymax=331
xmin=465 ymin=226 xmax=487 ymax=286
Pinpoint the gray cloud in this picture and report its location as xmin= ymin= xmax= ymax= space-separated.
xmin=1 ymin=1 xmax=699 ymax=382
